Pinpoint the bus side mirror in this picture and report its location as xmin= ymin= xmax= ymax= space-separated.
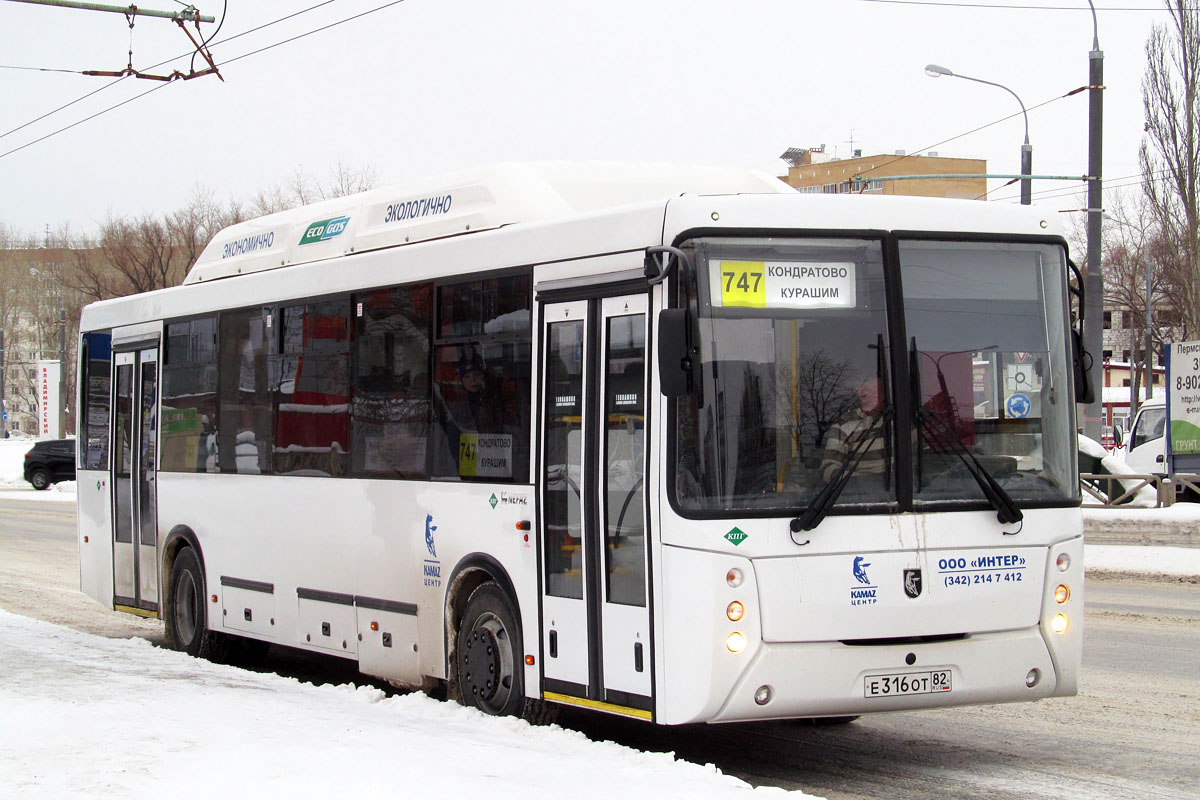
xmin=658 ymin=308 xmax=694 ymax=397
xmin=1072 ymin=329 xmax=1096 ymax=405
xmin=1112 ymin=425 xmax=1124 ymax=448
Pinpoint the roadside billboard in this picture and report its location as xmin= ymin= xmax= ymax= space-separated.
xmin=1168 ymin=341 xmax=1200 ymax=471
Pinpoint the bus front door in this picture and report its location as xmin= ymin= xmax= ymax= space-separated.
xmin=111 ymin=345 xmax=159 ymax=616
xmin=539 ymin=294 xmax=652 ymax=719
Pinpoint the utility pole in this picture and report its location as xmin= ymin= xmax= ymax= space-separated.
xmin=0 ymin=328 xmax=6 ymax=439
xmin=1083 ymin=5 xmax=1104 ymax=439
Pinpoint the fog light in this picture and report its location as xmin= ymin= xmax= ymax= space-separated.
xmin=1055 ymin=584 xmax=1070 ymax=604
xmin=754 ymin=685 xmax=773 ymax=705
xmin=1051 ymin=613 xmax=1069 ymax=634
xmin=726 ymin=601 xmax=745 ymax=622
xmin=725 ymin=631 xmax=747 ymax=653
xmin=1056 ymin=553 xmax=1071 ymax=572
xmin=1026 ymin=668 xmax=1041 ymax=688
xmin=726 ymin=568 xmax=744 ymax=588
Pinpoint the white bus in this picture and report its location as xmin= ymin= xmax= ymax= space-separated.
xmin=77 ymin=163 xmax=1086 ymax=724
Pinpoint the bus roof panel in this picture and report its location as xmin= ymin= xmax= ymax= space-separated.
xmin=186 ymin=162 xmax=791 ymax=285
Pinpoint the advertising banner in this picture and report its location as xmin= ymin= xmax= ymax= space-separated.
xmin=1168 ymin=341 xmax=1200 ymax=455
xmin=37 ymin=360 xmax=60 ymax=439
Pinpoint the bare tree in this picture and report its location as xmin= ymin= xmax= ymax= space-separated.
xmin=783 ymin=352 xmax=860 ymax=453
xmin=1141 ymin=1 xmax=1200 ymax=335
xmin=258 ymin=162 xmax=382 ymax=215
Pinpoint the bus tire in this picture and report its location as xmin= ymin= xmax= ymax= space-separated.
xmin=165 ymin=547 xmax=227 ymax=661
xmin=456 ymin=582 xmax=529 ymax=718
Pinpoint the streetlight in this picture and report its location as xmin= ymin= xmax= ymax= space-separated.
xmin=925 ymin=63 xmax=1033 ymax=205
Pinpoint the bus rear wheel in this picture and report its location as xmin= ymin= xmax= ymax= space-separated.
xmin=165 ymin=547 xmax=226 ymax=661
xmin=456 ymin=582 xmax=529 ymax=718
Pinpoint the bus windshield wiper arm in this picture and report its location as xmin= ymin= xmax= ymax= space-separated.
xmin=918 ymin=408 xmax=1023 ymax=526
xmin=791 ymin=407 xmax=893 ymax=534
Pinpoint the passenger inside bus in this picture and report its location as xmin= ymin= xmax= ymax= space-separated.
xmin=818 ymin=375 xmax=889 ymax=485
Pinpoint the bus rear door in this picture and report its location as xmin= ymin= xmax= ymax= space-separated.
xmin=111 ymin=343 xmax=159 ymax=616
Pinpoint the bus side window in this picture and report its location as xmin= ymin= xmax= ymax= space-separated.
xmin=430 ymin=274 xmax=532 ymax=483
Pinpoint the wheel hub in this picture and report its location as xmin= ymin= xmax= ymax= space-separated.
xmin=462 ymin=625 xmax=502 ymax=702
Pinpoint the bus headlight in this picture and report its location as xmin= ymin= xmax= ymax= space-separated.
xmin=726 ymin=601 xmax=745 ymax=622
xmin=725 ymin=631 xmax=747 ymax=653
xmin=1051 ymin=613 xmax=1069 ymax=634
xmin=1054 ymin=584 xmax=1070 ymax=604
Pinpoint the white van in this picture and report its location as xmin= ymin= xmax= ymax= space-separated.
xmin=1114 ymin=397 xmax=1167 ymax=474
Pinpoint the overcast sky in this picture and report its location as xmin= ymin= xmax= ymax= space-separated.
xmin=0 ymin=1 xmax=1172 ymax=241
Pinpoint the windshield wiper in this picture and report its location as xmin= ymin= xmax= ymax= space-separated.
xmin=791 ymin=406 xmax=894 ymax=534
xmin=917 ymin=408 xmax=1023 ymax=526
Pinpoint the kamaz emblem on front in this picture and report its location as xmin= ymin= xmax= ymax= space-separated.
xmin=299 ymin=215 xmax=351 ymax=246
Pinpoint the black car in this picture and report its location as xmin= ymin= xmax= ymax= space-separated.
xmin=23 ymin=439 xmax=76 ymax=490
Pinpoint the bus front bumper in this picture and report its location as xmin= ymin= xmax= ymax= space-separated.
xmin=708 ymin=626 xmax=1066 ymax=723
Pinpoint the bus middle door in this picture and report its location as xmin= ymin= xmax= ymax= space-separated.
xmin=539 ymin=293 xmax=652 ymax=720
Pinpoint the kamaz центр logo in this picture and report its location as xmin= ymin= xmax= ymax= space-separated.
xmin=299 ymin=215 xmax=351 ymax=245
xmin=850 ymin=556 xmax=877 ymax=606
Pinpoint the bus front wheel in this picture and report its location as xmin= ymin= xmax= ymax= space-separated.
xmin=165 ymin=547 xmax=226 ymax=661
xmin=456 ymin=582 xmax=526 ymax=718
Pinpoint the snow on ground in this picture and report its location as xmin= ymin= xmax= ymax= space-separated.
xmin=1085 ymin=544 xmax=1200 ymax=577
xmin=0 ymin=607 xmax=805 ymax=800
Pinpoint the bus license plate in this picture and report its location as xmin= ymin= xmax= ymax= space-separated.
xmin=864 ymin=670 xmax=952 ymax=698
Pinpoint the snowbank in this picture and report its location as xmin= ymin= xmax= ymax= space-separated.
xmin=0 ymin=607 xmax=809 ymax=799
xmin=1085 ymin=544 xmax=1200 ymax=577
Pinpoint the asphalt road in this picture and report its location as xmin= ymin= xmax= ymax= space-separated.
xmin=2 ymin=491 xmax=1197 ymax=800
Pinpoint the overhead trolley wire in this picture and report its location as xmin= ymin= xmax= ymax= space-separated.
xmin=0 ymin=0 xmax=391 ymax=158
xmin=856 ymin=0 xmax=1196 ymax=12
xmin=852 ymin=88 xmax=1080 ymax=182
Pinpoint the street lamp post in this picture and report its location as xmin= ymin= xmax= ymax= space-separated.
xmin=925 ymin=63 xmax=1032 ymax=205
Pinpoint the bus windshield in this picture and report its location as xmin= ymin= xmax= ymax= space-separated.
xmin=672 ymin=236 xmax=1077 ymax=516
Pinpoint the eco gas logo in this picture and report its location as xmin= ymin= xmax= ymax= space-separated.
xmin=299 ymin=215 xmax=350 ymax=245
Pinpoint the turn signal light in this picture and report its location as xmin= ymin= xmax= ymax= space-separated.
xmin=1056 ymin=553 xmax=1071 ymax=572
xmin=210 ymin=594 xmax=218 ymax=603
xmin=1054 ymin=584 xmax=1070 ymax=604
xmin=1051 ymin=613 xmax=1069 ymax=634
xmin=525 ymin=655 xmax=535 ymax=666
xmin=726 ymin=568 xmax=744 ymax=588
xmin=725 ymin=631 xmax=747 ymax=653
xmin=726 ymin=601 xmax=745 ymax=622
